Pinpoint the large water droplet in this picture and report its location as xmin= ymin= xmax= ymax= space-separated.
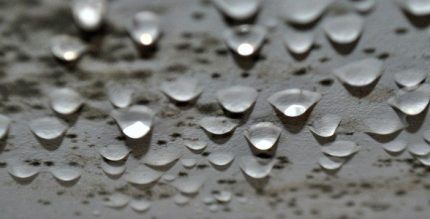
xmin=382 ymin=140 xmax=407 ymax=154
xmin=408 ymin=142 xmax=430 ymax=156
xmin=173 ymin=175 xmax=205 ymax=195
xmin=283 ymin=0 xmax=333 ymax=25
xmin=0 ymin=114 xmax=11 ymax=139
xmin=106 ymin=82 xmax=134 ymax=108
xmin=129 ymin=11 xmax=161 ymax=47
xmin=8 ymin=162 xmax=40 ymax=180
xmin=49 ymin=88 xmax=84 ymax=115
xmin=103 ymin=193 xmax=129 ymax=208
xmin=318 ymin=155 xmax=345 ymax=171
xmin=309 ymin=114 xmax=341 ymax=138
xmin=214 ymin=190 xmax=232 ymax=203
xmin=216 ymin=86 xmax=258 ymax=114
xmin=126 ymin=165 xmax=163 ymax=186
xmin=333 ymin=58 xmax=383 ymax=87
xmin=130 ymin=199 xmax=151 ymax=212
xmin=111 ymin=105 xmax=154 ymax=139
xmin=388 ymin=87 xmax=430 ymax=116
xmin=49 ymin=166 xmax=81 ymax=182
xmin=268 ymin=89 xmax=321 ymax=117
xmin=29 ymin=117 xmax=68 ymax=140
xmin=364 ymin=111 xmax=404 ymax=135
xmin=99 ymin=145 xmax=130 ymax=161
xmin=213 ymin=0 xmax=261 ymax=20
xmin=199 ymin=116 xmax=238 ymax=136
xmin=224 ymin=25 xmax=267 ymax=57
xmin=283 ymin=30 xmax=314 ymax=55
xmin=208 ymin=152 xmax=234 ymax=169
xmin=323 ymin=14 xmax=364 ymax=45
xmin=394 ymin=69 xmax=427 ymax=89
xmin=161 ymin=77 xmax=203 ymax=103
xmin=238 ymin=156 xmax=275 ymax=179
xmin=184 ymin=139 xmax=207 ymax=153
xmin=101 ymin=159 xmax=126 ymax=177
xmin=51 ymin=35 xmax=86 ymax=62
xmin=144 ymin=147 xmax=181 ymax=168
xmin=72 ymin=0 xmax=106 ymax=31
xmin=244 ymin=122 xmax=281 ymax=151
xmin=321 ymin=140 xmax=360 ymax=158
xmin=399 ymin=0 xmax=430 ymax=16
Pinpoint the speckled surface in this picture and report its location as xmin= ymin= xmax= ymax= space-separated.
xmin=1 ymin=0 xmax=430 ymax=218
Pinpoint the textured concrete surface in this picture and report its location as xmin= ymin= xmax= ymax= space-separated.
xmin=1 ymin=0 xmax=430 ymax=218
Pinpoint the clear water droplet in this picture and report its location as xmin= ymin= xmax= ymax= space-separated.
xmin=323 ymin=14 xmax=364 ymax=45
xmin=245 ymin=122 xmax=281 ymax=151
xmin=394 ymin=69 xmax=427 ymax=89
xmin=382 ymin=140 xmax=407 ymax=154
xmin=208 ymin=152 xmax=234 ymax=168
xmin=417 ymin=154 xmax=430 ymax=166
xmin=161 ymin=77 xmax=203 ymax=103
xmin=51 ymin=35 xmax=86 ymax=62
xmin=106 ymin=82 xmax=134 ymax=108
xmin=8 ymin=162 xmax=40 ymax=180
xmin=354 ymin=0 xmax=376 ymax=13
xmin=321 ymin=140 xmax=360 ymax=158
xmin=284 ymin=0 xmax=333 ymax=25
xmin=29 ymin=117 xmax=68 ymax=140
xmin=388 ymin=88 xmax=430 ymax=116
xmin=111 ymin=105 xmax=154 ymax=139
xmin=309 ymin=114 xmax=341 ymax=138
xmin=101 ymin=160 xmax=126 ymax=177
xmin=408 ymin=142 xmax=430 ymax=156
xmin=173 ymin=175 xmax=205 ymax=195
xmin=268 ymin=89 xmax=321 ymax=117
xmin=181 ymin=157 xmax=198 ymax=169
xmin=213 ymin=0 xmax=261 ymax=20
xmin=333 ymin=58 xmax=383 ymax=87
xmin=399 ymin=0 xmax=430 ymax=16
xmin=184 ymin=139 xmax=207 ymax=153
xmin=129 ymin=11 xmax=161 ymax=47
xmin=284 ymin=30 xmax=314 ymax=55
xmin=174 ymin=193 xmax=190 ymax=206
xmin=214 ymin=191 xmax=232 ymax=203
xmin=72 ymin=0 xmax=106 ymax=31
xmin=99 ymin=145 xmax=130 ymax=162
xmin=144 ymin=147 xmax=181 ymax=168
xmin=216 ymin=85 xmax=258 ymax=114
xmin=318 ymin=155 xmax=345 ymax=171
xmin=0 ymin=114 xmax=11 ymax=139
xmin=238 ymin=156 xmax=275 ymax=179
xmin=199 ymin=116 xmax=238 ymax=136
xmin=364 ymin=110 xmax=404 ymax=135
xmin=49 ymin=166 xmax=81 ymax=182
xmin=126 ymin=165 xmax=163 ymax=186
xmin=103 ymin=193 xmax=129 ymax=208
xmin=224 ymin=25 xmax=267 ymax=57
xmin=49 ymin=88 xmax=84 ymax=115
xmin=130 ymin=199 xmax=151 ymax=212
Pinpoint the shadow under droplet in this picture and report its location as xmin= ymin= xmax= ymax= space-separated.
xmin=405 ymin=105 xmax=429 ymax=133
xmin=241 ymin=171 xmax=269 ymax=190
xmin=9 ymin=173 xmax=39 ymax=185
xmin=272 ymin=107 xmax=313 ymax=134
xmin=402 ymin=11 xmax=430 ymax=29
xmin=231 ymin=52 xmax=262 ymax=70
xmin=328 ymin=36 xmax=360 ymax=55
xmin=34 ymin=134 xmax=65 ymax=151
xmin=341 ymin=78 xmax=380 ymax=98
xmin=222 ymin=14 xmax=259 ymax=26
xmin=202 ymin=131 xmax=234 ymax=144
xmin=311 ymin=132 xmax=337 ymax=145
xmin=366 ymin=130 xmax=402 ymax=143
xmin=125 ymin=132 xmax=152 ymax=159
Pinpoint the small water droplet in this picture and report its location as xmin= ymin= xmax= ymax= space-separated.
xmin=106 ymin=82 xmax=134 ymax=108
xmin=111 ymin=105 xmax=154 ymax=139
xmin=208 ymin=152 xmax=234 ymax=169
xmin=238 ymin=156 xmax=275 ymax=179
xmin=162 ymin=173 xmax=177 ymax=182
xmin=309 ymin=114 xmax=341 ymax=138
xmin=245 ymin=122 xmax=281 ymax=151
xmin=72 ymin=0 xmax=106 ymax=31
xmin=268 ymin=89 xmax=321 ymax=117
xmin=417 ymin=154 xmax=430 ymax=166
xmin=284 ymin=0 xmax=333 ymax=25
xmin=213 ymin=0 xmax=261 ymax=20
xmin=0 ymin=114 xmax=11 ymax=139
xmin=49 ymin=88 xmax=84 ymax=115
xmin=333 ymin=58 xmax=383 ymax=87
xmin=382 ymin=140 xmax=407 ymax=154
xmin=399 ymin=0 xmax=430 ymax=16
xmin=29 ymin=117 xmax=68 ymax=140
xmin=129 ymin=11 xmax=161 ymax=47
xmin=101 ymin=160 xmax=126 ymax=177
xmin=323 ymin=14 xmax=364 ymax=45
xmin=126 ymin=165 xmax=163 ymax=186
xmin=202 ymin=196 xmax=216 ymax=205
xmin=216 ymin=85 xmax=258 ymax=114
xmin=103 ymin=193 xmax=129 ymax=208
xmin=130 ymin=199 xmax=151 ymax=212
xmin=199 ymin=116 xmax=238 ymax=136
xmin=318 ymin=155 xmax=345 ymax=171
xmin=224 ymin=25 xmax=267 ymax=57
xmin=284 ymin=30 xmax=314 ymax=55
xmin=99 ymin=145 xmax=130 ymax=162
xmin=49 ymin=166 xmax=81 ymax=182
xmin=388 ymin=87 xmax=430 ymax=116
xmin=394 ymin=69 xmax=427 ymax=89
xmin=181 ymin=157 xmax=198 ymax=169
xmin=408 ymin=142 xmax=430 ymax=156
xmin=173 ymin=175 xmax=205 ymax=195
xmin=321 ymin=140 xmax=360 ymax=158
xmin=354 ymin=0 xmax=376 ymax=13
xmin=184 ymin=139 xmax=207 ymax=153
xmin=144 ymin=147 xmax=181 ymax=168
xmin=51 ymin=35 xmax=86 ymax=62
xmin=214 ymin=190 xmax=232 ymax=203
xmin=8 ymin=162 xmax=40 ymax=180
xmin=174 ymin=193 xmax=190 ymax=206
xmin=161 ymin=77 xmax=203 ymax=103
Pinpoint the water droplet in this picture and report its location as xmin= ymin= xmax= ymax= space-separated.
xmin=408 ymin=142 xmax=430 ymax=156
xmin=99 ymin=145 xmax=130 ymax=162
xmin=49 ymin=166 xmax=81 ymax=182
xmin=202 ymin=196 xmax=215 ymax=205
xmin=318 ymin=155 xmax=345 ymax=171
xmin=51 ymin=35 xmax=86 ymax=62
xmin=333 ymin=58 xmax=383 ymax=87
xmin=8 ymin=162 xmax=40 ymax=180
xmin=126 ymin=165 xmax=163 ymax=186
xmin=184 ymin=139 xmax=207 ymax=153
xmin=394 ymin=69 xmax=427 ymax=89
xmin=111 ymin=105 xmax=154 ymax=139
xmin=364 ymin=111 xmax=404 ymax=135
xmin=106 ymin=82 xmax=134 ymax=108
xmin=29 ymin=117 xmax=68 ymax=140
xmin=162 ymin=173 xmax=176 ymax=182
xmin=101 ymin=160 xmax=126 ymax=177
xmin=238 ymin=156 xmax=275 ymax=179
xmin=181 ymin=157 xmax=198 ymax=169
xmin=323 ymin=14 xmax=364 ymax=45
xmin=284 ymin=0 xmax=333 ymax=25
xmin=321 ymin=140 xmax=360 ymax=158
xmin=224 ymin=25 xmax=267 ymax=57
xmin=214 ymin=191 xmax=232 ymax=203
xmin=0 ymin=114 xmax=11 ymax=139
xmin=72 ymin=0 xmax=106 ymax=31
xmin=284 ymin=30 xmax=314 ymax=55
xmin=399 ymin=0 xmax=430 ymax=16
xmin=216 ymin=86 xmax=258 ymax=114
xmin=174 ymin=193 xmax=190 ymax=206
xmin=199 ymin=116 xmax=238 ymax=136
xmin=103 ymin=193 xmax=129 ymax=208
xmin=208 ymin=152 xmax=234 ymax=168
xmin=387 ymin=88 xmax=430 ymax=116
xmin=244 ymin=122 xmax=281 ymax=151
xmin=417 ymin=154 xmax=430 ymax=166
xmin=309 ymin=114 xmax=341 ymax=138
xmin=161 ymin=77 xmax=203 ymax=103
xmin=130 ymin=199 xmax=151 ymax=212
xmin=173 ymin=175 xmax=205 ymax=195
xmin=144 ymin=147 xmax=181 ymax=168
xmin=268 ymin=89 xmax=321 ymax=117
xmin=129 ymin=11 xmax=161 ymax=47
xmin=49 ymin=88 xmax=84 ymax=115
xmin=213 ymin=0 xmax=261 ymax=20
xmin=354 ymin=0 xmax=376 ymax=13
xmin=382 ymin=140 xmax=407 ymax=154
